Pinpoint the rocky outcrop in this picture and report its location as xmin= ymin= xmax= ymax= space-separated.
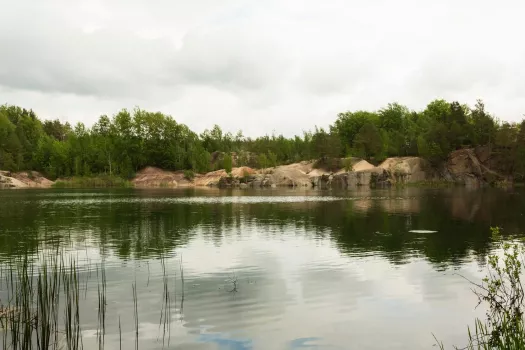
xmin=0 ymin=171 xmax=53 ymax=189
xmin=445 ymin=149 xmax=506 ymax=187
xmin=269 ymin=165 xmax=312 ymax=187
xmin=195 ymin=167 xmax=257 ymax=187
xmin=0 ymin=172 xmax=19 ymax=188
xmin=331 ymin=168 xmax=390 ymax=188
xmin=130 ymin=149 xmax=509 ymax=190
xmin=379 ymin=157 xmax=434 ymax=184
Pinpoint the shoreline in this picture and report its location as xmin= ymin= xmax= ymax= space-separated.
xmin=1 ymin=151 xmax=515 ymax=190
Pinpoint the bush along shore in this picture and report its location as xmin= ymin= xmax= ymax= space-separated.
xmin=434 ymin=227 xmax=525 ymax=349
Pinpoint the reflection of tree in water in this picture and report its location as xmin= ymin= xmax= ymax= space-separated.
xmin=2 ymin=189 xmax=525 ymax=267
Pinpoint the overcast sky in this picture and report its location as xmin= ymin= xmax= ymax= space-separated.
xmin=0 ymin=0 xmax=524 ymax=136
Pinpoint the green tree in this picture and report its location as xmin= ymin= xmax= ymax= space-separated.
xmin=354 ymin=122 xmax=383 ymax=159
xmin=257 ymin=153 xmax=269 ymax=169
xmin=471 ymin=99 xmax=496 ymax=148
xmin=267 ymin=151 xmax=277 ymax=167
xmin=332 ymin=111 xmax=378 ymax=151
xmin=417 ymin=135 xmax=442 ymax=164
xmin=311 ymin=127 xmax=342 ymax=160
xmin=194 ymin=149 xmax=211 ymax=173
xmin=379 ymin=102 xmax=410 ymax=131
xmin=223 ymin=153 xmax=233 ymax=173
xmin=0 ymin=112 xmax=21 ymax=171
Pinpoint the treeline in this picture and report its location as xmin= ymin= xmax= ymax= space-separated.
xmin=1 ymin=100 xmax=525 ymax=179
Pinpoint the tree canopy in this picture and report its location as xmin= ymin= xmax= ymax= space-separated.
xmin=0 ymin=99 xmax=523 ymax=180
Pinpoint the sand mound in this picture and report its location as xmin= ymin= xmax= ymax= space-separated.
xmin=133 ymin=167 xmax=192 ymax=187
xmin=0 ymin=171 xmax=53 ymax=188
xmin=352 ymin=160 xmax=375 ymax=172
xmin=231 ymin=167 xmax=256 ymax=177
xmin=194 ymin=170 xmax=227 ymax=187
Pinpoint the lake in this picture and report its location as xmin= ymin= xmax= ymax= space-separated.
xmin=1 ymin=187 xmax=525 ymax=349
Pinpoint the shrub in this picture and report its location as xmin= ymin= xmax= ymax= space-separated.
xmin=257 ymin=154 xmax=269 ymax=169
xmin=313 ymin=157 xmax=342 ymax=172
xmin=223 ymin=154 xmax=233 ymax=173
xmin=268 ymin=151 xmax=277 ymax=167
xmin=184 ymin=170 xmax=195 ymax=181
xmin=343 ymin=158 xmax=353 ymax=172
xmin=240 ymin=170 xmax=251 ymax=184
xmin=435 ymin=227 xmax=525 ymax=349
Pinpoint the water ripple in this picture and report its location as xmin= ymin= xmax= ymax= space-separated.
xmin=36 ymin=196 xmax=347 ymax=206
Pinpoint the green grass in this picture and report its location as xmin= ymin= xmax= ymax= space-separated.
xmin=53 ymin=175 xmax=133 ymax=188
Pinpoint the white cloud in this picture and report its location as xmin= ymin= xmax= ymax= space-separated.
xmin=0 ymin=0 xmax=524 ymax=135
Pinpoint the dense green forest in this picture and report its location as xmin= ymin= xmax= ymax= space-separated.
xmin=1 ymin=99 xmax=525 ymax=179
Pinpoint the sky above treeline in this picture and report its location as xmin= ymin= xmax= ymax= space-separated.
xmin=0 ymin=0 xmax=524 ymax=137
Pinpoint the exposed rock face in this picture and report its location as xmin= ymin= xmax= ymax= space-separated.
xmin=0 ymin=171 xmax=53 ymax=189
xmin=194 ymin=167 xmax=257 ymax=187
xmin=129 ymin=150 xmax=508 ymax=190
xmin=308 ymin=158 xmax=392 ymax=189
xmin=217 ymin=176 xmax=240 ymax=188
xmin=194 ymin=169 xmax=227 ymax=187
xmin=445 ymin=149 xmax=504 ymax=187
xmin=0 ymin=172 xmax=17 ymax=188
xmin=331 ymin=167 xmax=389 ymax=188
xmin=379 ymin=157 xmax=433 ymax=184
xmin=196 ymin=150 xmax=506 ymax=189
xmin=269 ymin=166 xmax=311 ymax=187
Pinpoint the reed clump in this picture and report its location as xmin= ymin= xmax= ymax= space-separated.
xmin=0 ymin=252 xmax=182 ymax=350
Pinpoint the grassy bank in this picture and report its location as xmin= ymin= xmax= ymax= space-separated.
xmin=53 ymin=175 xmax=133 ymax=188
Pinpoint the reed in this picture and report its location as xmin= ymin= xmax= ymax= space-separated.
xmin=0 ymin=252 xmax=184 ymax=350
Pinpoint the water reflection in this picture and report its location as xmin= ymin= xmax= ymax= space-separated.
xmin=1 ymin=188 xmax=524 ymax=267
xmin=2 ymin=187 xmax=524 ymax=349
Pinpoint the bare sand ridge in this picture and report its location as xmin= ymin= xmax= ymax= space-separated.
xmin=0 ymin=171 xmax=53 ymax=189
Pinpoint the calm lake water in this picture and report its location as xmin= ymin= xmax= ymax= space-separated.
xmin=1 ymin=187 xmax=525 ymax=349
